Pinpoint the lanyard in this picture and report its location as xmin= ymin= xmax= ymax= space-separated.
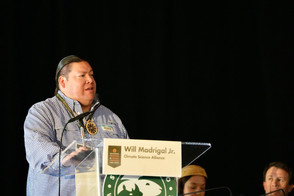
xmin=56 ymin=93 xmax=85 ymax=128
xmin=56 ymin=93 xmax=100 ymax=135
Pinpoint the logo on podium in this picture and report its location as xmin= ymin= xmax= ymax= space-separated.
xmin=108 ymin=146 xmax=121 ymax=168
xmin=103 ymin=175 xmax=177 ymax=196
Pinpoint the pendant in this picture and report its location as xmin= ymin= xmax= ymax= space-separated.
xmin=86 ymin=119 xmax=97 ymax=135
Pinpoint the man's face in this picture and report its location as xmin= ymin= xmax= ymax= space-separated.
xmin=263 ymin=166 xmax=293 ymax=196
xmin=59 ymin=61 xmax=96 ymax=108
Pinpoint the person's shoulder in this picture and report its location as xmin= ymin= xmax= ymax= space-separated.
xmin=97 ymin=105 xmax=116 ymax=114
xmin=29 ymin=96 xmax=59 ymax=112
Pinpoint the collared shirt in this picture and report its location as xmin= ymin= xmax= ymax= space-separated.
xmin=24 ymin=91 xmax=129 ymax=196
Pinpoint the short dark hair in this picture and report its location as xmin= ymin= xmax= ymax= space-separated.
xmin=263 ymin=161 xmax=293 ymax=185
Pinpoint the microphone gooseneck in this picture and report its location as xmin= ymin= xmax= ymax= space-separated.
xmin=67 ymin=111 xmax=93 ymax=123
xmin=180 ymin=186 xmax=233 ymax=196
xmin=58 ymin=111 xmax=94 ymax=196
xmin=259 ymin=189 xmax=286 ymax=196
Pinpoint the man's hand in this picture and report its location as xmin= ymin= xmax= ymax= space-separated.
xmin=62 ymin=146 xmax=89 ymax=167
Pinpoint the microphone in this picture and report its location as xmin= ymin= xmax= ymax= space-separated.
xmin=60 ymin=111 xmax=94 ymax=145
xmin=259 ymin=189 xmax=286 ymax=196
xmin=179 ymin=186 xmax=233 ymax=196
xmin=67 ymin=111 xmax=93 ymax=123
xmin=68 ymin=111 xmax=93 ymax=129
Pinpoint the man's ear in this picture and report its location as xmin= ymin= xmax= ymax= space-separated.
xmin=58 ymin=76 xmax=66 ymax=89
xmin=263 ymin=181 xmax=266 ymax=192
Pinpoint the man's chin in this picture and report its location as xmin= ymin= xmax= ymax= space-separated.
xmin=84 ymin=91 xmax=96 ymax=98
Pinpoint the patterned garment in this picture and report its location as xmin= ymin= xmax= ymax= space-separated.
xmin=24 ymin=91 xmax=129 ymax=196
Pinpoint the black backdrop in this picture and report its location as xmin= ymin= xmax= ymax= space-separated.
xmin=3 ymin=1 xmax=294 ymax=195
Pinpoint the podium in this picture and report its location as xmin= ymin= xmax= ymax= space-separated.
xmin=42 ymin=138 xmax=211 ymax=196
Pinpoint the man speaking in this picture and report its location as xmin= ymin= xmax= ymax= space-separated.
xmin=24 ymin=55 xmax=129 ymax=196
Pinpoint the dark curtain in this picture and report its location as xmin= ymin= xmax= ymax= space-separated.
xmin=3 ymin=1 xmax=294 ymax=195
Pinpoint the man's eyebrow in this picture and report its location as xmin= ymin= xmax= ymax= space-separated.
xmin=77 ymin=70 xmax=94 ymax=73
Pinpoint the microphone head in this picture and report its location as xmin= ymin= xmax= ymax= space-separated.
xmin=68 ymin=111 xmax=92 ymax=123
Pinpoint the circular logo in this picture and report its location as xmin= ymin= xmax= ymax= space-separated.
xmin=103 ymin=175 xmax=177 ymax=196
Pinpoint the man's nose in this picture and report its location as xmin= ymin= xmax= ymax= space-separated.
xmin=271 ymin=179 xmax=279 ymax=187
xmin=86 ymin=75 xmax=94 ymax=83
